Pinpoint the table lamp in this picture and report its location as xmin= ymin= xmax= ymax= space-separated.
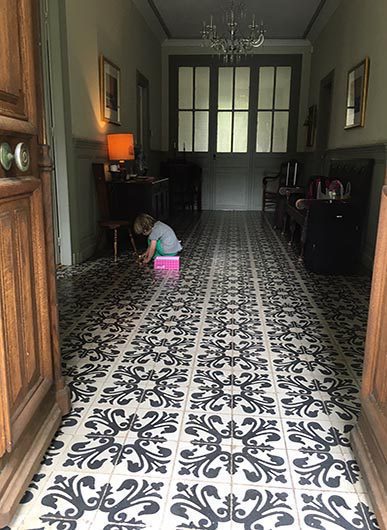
xmin=107 ymin=133 xmax=135 ymax=178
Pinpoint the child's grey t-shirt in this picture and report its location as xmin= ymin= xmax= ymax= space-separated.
xmin=149 ymin=221 xmax=182 ymax=254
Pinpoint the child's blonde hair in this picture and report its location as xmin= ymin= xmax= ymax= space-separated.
xmin=133 ymin=213 xmax=155 ymax=235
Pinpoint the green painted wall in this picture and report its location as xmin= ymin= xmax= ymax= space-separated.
xmin=308 ymin=0 xmax=387 ymax=148
xmin=65 ymin=0 xmax=162 ymax=147
xmin=307 ymin=0 xmax=387 ymax=267
xmin=61 ymin=0 xmax=163 ymax=263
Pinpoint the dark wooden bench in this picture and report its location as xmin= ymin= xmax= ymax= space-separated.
xmin=281 ymin=158 xmax=374 ymax=260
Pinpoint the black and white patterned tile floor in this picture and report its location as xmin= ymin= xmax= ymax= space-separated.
xmin=3 ymin=212 xmax=380 ymax=530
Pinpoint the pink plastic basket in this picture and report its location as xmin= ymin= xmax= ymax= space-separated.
xmin=154 ymin=256 xmax=180 ymax=270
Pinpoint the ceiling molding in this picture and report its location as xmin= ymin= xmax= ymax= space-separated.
xmin=133 ymin=0 xmax=341 ymax=46
xmin=162 ymin=38 xmax=312 ymax=49
xmin=303 ymin=0 xmax=327 ymax=38
xmin=147 ymin=0 xmax=171 ymax=39
xmin=305 ymin=0 xmax=343 ymax=41
xmin=131 ymin=0 xmax=167 ymax=42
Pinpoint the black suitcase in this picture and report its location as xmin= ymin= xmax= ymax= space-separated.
xmin=303 ymin=201 xmax=361 ymax=274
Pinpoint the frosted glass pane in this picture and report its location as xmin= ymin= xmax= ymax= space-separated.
xmin=195 ymin=67 xmax=210 ymax=109
xmin=233 ymin=112 xmax=248 ymax=152
xmin=179 ymin=67 xmax=193 ymax=109
xmin=258 ymin=67 xmax=274 ymax=109
xmin=217 ymin=112 xmax=232 ymax=152
xmin=218 ymin=68 xmax=233 ymax=110
xmin=234 ymin=67 xmax=250 ymax=110
xmin=256 ymin=112 xmax=272 ymax=152
xmin=272 ymin=112 xmax=289 ymax=152
xmin=194 ymin=111 xmax=209 ymax=152
xmin=275 ymin=67 xmax=291 ymax=109
xmin=178 ymin=111 xmax=193 ymax=151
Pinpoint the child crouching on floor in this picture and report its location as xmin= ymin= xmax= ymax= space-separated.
xmin=133 ymin=213 xmax=182 ymax=264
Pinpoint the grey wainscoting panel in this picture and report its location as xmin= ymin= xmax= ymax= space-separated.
xmin=71 ymin=137 xmax=107 ymax=264
xmin=193 ymin=155 xmax=211 ymax=210
xmin=214 ymin=155 xmax=249 ymax=211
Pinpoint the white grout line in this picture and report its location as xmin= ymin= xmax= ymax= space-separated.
xmin=241 ymin=213 xmax=302 ymax=527
xmin=261 ymin=214 xmax=365 ymax=389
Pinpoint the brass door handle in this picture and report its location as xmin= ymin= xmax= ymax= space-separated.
xmin=0 ymin=142 xmax=30 ymax=172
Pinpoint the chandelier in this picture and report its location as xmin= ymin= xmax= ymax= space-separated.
xmin=201 ymin=1 xmax=265 ymax=62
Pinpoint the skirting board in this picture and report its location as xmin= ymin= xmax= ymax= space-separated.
xmin=0 ymin=403 xmax=63 ymax=527
xmin=351 ymin=418 xmax=387 ymax=530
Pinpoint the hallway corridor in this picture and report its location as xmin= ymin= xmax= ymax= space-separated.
xmin=5 ymin=213 xmax=380 ymax=529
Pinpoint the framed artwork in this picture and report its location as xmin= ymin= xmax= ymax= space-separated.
xmin=100 ymin=55 xmax=121 ymax=124
xmin=305 ymin=104 xmax=317 ymax=147
xmin=345 ymin=57 xmax=369 ymax=129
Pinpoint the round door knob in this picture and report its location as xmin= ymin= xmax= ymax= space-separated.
xmin=14 ymin=142 xmax=30 ymax=172
xmin=0 ymin=142 xmax=30 ymax=172
xmin=0 ymin=142 xmax=13 ymax=171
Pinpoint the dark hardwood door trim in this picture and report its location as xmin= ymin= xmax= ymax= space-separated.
xmin=352 ymin=185 xmax=387 ymax=530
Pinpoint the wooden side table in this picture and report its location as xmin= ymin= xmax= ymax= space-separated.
xmin=110 ymin=177 xmax=169 ymax=222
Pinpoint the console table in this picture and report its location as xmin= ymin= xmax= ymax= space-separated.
xmin=110 ymin=177 xmax=169 ymax=222
xmin=160 ymin=160 xmax=202 ymax=212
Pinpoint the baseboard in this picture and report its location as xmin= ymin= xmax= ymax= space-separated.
xmin=361 ymin=244 xmax=375 ymax=271
xmin=72 ymin=238 xmax=97 ymax=264
xmin=351 ymin=418 xmax=387 ymax=530
xmin=0 ymin=402 xmax=62 ymax=527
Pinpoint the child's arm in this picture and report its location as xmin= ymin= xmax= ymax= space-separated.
xmin=143 ymin=239 xmax=157 ymax=263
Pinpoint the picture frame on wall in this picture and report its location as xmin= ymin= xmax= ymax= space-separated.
xmin=100 ymin=55 xmax=121 ymax=124
xmin=345 ymin=57 xmax=370 ymax=129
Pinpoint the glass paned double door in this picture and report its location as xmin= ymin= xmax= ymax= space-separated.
xmin=171 ymin=56 xmax=300 ymax=210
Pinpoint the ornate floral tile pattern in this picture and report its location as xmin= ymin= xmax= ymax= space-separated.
xmin=3 ymin=212 xmax=380 ymax=530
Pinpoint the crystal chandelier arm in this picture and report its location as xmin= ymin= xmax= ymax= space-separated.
xmin=200 ymin=2 xmax=265 ymax=61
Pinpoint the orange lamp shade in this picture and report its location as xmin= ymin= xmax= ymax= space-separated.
xmin=107 ymin=133 xmax=135 ymax=161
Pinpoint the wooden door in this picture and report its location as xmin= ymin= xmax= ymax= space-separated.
xmin=0 ymin=0 xmax=70 ymax=526
xmin=352 ymin=186 xmax=387 ymax=530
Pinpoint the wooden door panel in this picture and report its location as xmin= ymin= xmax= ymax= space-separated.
xmin=0 ymin=0 xmax=32 ymax=121
xmin=0 ymin=1 xmax=70 ymax=524
xmin=352 ymin=186 xmax=387 ymax=530
xmin=0 ymin=209 xmax=23 ymax=409
xmin=0 ymin=178 xmax=53 ymax=448
xmin=13 ymin=203 xmax=40 ymax=386
xmin=373 ymin=277 xmax=387 ymax=401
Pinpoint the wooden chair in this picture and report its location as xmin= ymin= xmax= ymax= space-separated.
xmin=92 ymin=163 xmax=137 ymax=261
xmin=262 ymin=159 xmax=300 ymax=211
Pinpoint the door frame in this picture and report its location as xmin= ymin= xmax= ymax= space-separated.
xmin=316 ymin=69 xmax=335 ymax=152
xmin=39 ymin=0 xmax=73 ymax=265
xmin=136 ymin=70 xmax=151 ymax=162
xmin=169 ymin=54 xmax=302 ymax=210
xmin=352 ymin=185 xmax=387 ymax=530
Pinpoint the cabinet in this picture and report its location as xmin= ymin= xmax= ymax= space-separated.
xmin=160 ymin=160 xmax=202 ymax=212
xmin=110 ymin=178 xmax=169 ymax=222
xmin=352 ymin=186 xmax=387 ymax=530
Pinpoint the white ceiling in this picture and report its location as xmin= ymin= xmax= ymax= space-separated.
xmin=150 ymin=0 xmax=325 ymax=40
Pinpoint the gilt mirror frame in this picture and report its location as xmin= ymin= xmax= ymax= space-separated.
xmin=345 ymin=57 xmax=370 ymax=129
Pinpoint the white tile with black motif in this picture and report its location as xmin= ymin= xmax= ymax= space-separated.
xmin=2 ymin=212 xmax=380 ymax=530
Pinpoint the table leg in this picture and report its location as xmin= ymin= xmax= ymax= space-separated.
xmin=114 ymin=228 xmax=118 ymax=262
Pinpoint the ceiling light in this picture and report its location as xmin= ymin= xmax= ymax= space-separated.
xmin=201 ymin=1 xmax=265 ymax=63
